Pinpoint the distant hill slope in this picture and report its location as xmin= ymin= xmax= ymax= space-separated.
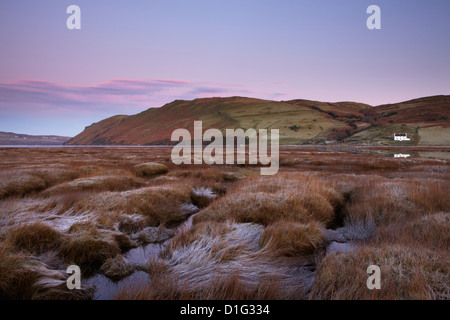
xmin=0 ymin=132 xmax=71 ymax=145
xmin=65 ymin=95 xmax=450 ymax=146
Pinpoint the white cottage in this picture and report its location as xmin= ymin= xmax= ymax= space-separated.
xmin=394 ymin=133 xmax=410 ymax=141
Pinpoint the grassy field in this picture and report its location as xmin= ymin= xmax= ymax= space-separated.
xmin=344 ymin=125 xmax=418 ymax=145
xmin=0 ymin=147 xmax=448 ymax=300
xmin=66 ymin=97 xmax=367 ymax=145
xmin=66 ymin=96 xmax=450 ymax=146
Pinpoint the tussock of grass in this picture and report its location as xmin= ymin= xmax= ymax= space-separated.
xmin=44 ymin=175 xmax=146 ymax=194
xmin=162 ymin=221 xmax=229 ymax=255
xmin=195 ymin=174 xmax=342 ymax=227
xmin=190 ymin=187 xmax=216 ymax=208
xmin=59 ymin=236 xmax=120 ymax=274
xmin=260 ymin=221 xmax=324 ymax=256
xmin=0 ymin=243 xmax=40 ymax=299
xmin=408 ymin=181 xmax=450 ymax=213
xmin=113 ymin=232 xmax=137 ymax=251
xmin=7 ymin=223 xmax=65 ymax=254
xmin=344 ymin=180 xmax=414 ymax=225
xmin=168 ymin=169 xmax=230 ymax=183
xmin=59 ymin=225 xmax=121 ymax=274
xmin=134 ymin=162 xmax=168 ymax=177
xmin=117 ymin=214 xmax=148 ymax=234
xmin=155 ymin=221 xmax=313 ymax=299
xmin=46 ymin=190 xmax=89 ymax=213
xmin=78 ymin=186 xmax=193 ymax=227
xmin=361 ymin=160 xmax=403 ymax=170
xmin=0 ymin=242 xmax=94 ymax=300
xmin=372 ymin=212 xmax=450 ymax=251
xmin=100 ymin=255 xmax=134 ymax=281
xmin=310 ymin=245 xmax=449 ymax=300
xmin=0 ymin=169 xmax=81 ymax=199
xmin=343 ymin=178 xmax=450 ymax=227
xmin=0 ymin=174 xmax=47 ymax=199
xmin=167 ymin=169 xmax=242 ymax=197
xmin=67 ymin=221 xmax=99 ymax=234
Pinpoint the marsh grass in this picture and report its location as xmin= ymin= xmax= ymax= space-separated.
xmin=259 ymin=220 xmax=325 ymax=257
xmin=310 ymin=245 xmax=449 ymax=300
xmin=115 ymin=271 xmax=293 ymax=300
xmin=195 ymin=174 xmax=342 ymax=227
xmin=58 ymin=234 xmax=120 ymax=275
xmin=7 ymin=223 xmax=66 ymax=255
xmin=134 ymin=162 xmax=168 ymax=177
xmin=0 ymin=147 xmax=448 ymax=300
xmin=0 ymin=244 xmax=40 ymax=299
xmin=57 ymin=222 xmax=121 ymax=274
xmin=43 ymin=175 xmax=146 ymax=194
xmin=75 ymin=185 xmax=193 ymax=227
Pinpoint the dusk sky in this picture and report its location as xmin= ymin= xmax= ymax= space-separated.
xmin=1 ymin=0 xmax=449 ymax=136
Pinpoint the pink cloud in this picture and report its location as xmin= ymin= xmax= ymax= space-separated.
xmin=0 ymin=78 xmax=285 ymax=117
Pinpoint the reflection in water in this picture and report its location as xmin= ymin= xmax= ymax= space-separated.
xmin=284 ymin=145 xmax=450 ymax=160
xmin=84 ymin=243 xmax=167 ymax=300
xmin=85 ymin=271 xmax=150 ymax=300
xmin=394 ymin=153 xmax=411 ymax=158
xmin=125 ymin=243 xmax=166 ymax=265
xmin=85 ymin=211 xmax=200 ymax=300
xmin=418 ymin=151 xmax=450 ymax=160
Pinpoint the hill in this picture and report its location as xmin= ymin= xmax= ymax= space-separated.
xmin=0 ymin=132 xmax=72 ymax=145
xmin=65 ymin=95 xmax=450 ymax=146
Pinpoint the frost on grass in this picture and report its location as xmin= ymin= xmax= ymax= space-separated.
xmin=190 ymin=187 xmax=217 ymax=208
xmin=0 ymin=246 xmax=94 ymax=299
xmin=134 ymin=162 xmax=168 ymax=177
xmin=43 ymin=175 xmax=145 ymax=193
xmin=160 ymin=222 xmax=314 ymax=298
xmin=100 ymin=255 xmax=135 ymax=281
xmin=0 ymin=197 xmax=94 ymax=232
xmin=195 ymin=174 xmax=344 ymax=227
xmin=73 ymin=185 xmax=195 ymax=228
xmin=323 ymin=218 xmax=376 ymax=243
xmin=192 ymin=187 xmax=216 ymax=199
xmin=311 ymin=245 xmax=450 ymax=300
xmin=132 ymin=226 xmax=175 ymax=245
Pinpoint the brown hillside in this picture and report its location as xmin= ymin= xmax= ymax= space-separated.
xmin=65 ymin=95 xmax=450 ymax=146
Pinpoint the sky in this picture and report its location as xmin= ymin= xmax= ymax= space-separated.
xmin=0 ymin=0 xmax=449 ymax=136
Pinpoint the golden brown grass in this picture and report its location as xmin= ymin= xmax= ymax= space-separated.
xmin=371 ymin=213 xmax=450 ymax=251
xmin=0 ymin=174 xmax=47 ymax=199
xmin=58 ymin=223 xmax=121 ymax=274
xmin=408 ymin=180 xmax=450 ymax=213
xmin=310 ymin=245 xmax=449 ymax=300
xmin=43 ymin=175 xmax=146 ymax=194
xmin=161 ymin=221 xmax=228 ymax=255
xmin=0 ymin=168 xmax=81 ymax=199
xmin=134 ymin=162 xmax=168 ymax=177
xmin=0 ymin=146 xmax=448 ymax=300
xmin=6 ymin=223 xmax=66 ymax=254
xmin=195 ymin=174 xmax=342 ymax=227
xmin=58 ymin=235 xmax=120 ymax=274
xmin=76 ymin=185 xmax=193 ymax=228
xmin=0 ymin=242 xmax=40 ymax=299
xmin=259 ymin=220 xmax=325 ymax=256
xmin=342 ymin=177 xmax=450 ymax=227
xmin=115 ymin=271 xmax=291 ymax=300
